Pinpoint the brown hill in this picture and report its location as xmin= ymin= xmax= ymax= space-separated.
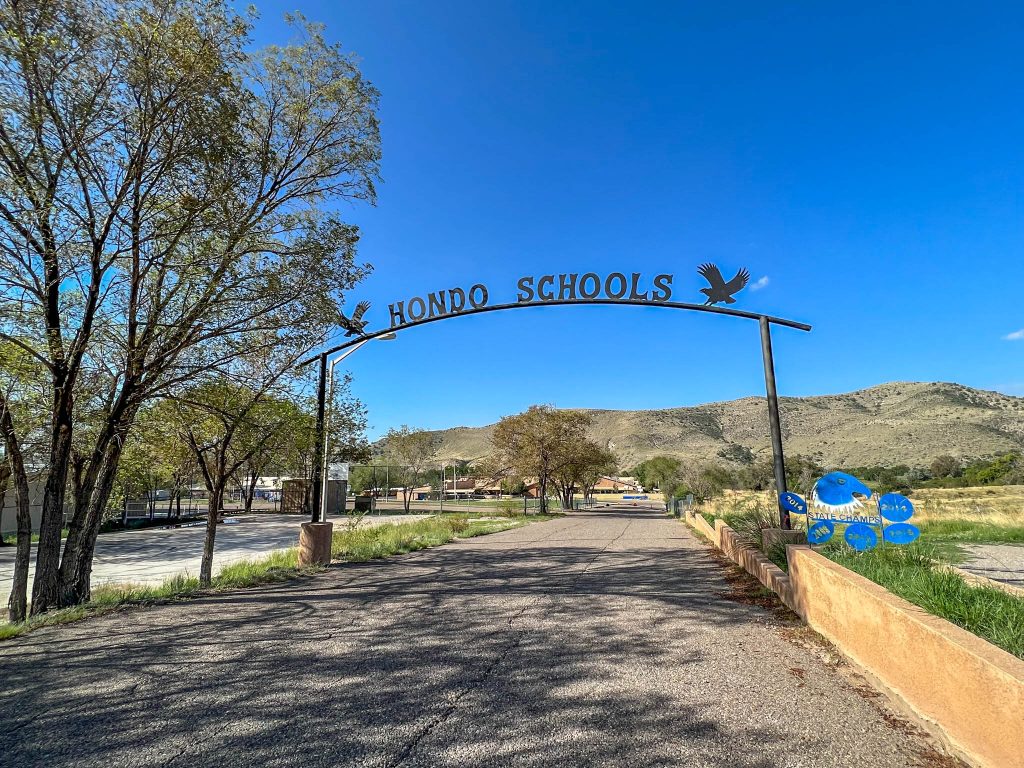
xmin=425 ymin=382 xmax=1024 ymax=470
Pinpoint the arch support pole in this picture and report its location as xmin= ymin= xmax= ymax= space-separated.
xmin=759 ymin=317 xmax=790 ymax=529
xmin=310 ymin=353 xmax=328 ymax=523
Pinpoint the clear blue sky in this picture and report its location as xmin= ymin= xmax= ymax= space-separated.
xmin=251 ymin=1 xmax=1023 ymax=438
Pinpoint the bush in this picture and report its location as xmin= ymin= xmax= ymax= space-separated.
xmin=498 ymin=498 xmax=525 ymax=517
xmin=713 ymin=496 xmax=790 ymax=569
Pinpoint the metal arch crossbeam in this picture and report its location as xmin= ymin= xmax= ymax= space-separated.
xmin=298 ymin=298 xmax=812 ymax=368
xmin=302 ymin=295 xmax=811 ymax=530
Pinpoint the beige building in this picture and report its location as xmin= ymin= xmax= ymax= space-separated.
xmin=0 ymin=478 xmax=45 ymax=536
xmin=591 ymin=476 xmax=644 ymax=494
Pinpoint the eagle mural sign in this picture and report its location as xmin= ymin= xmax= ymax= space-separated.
xmin=780 ymin=473 xmax=922 ymax=550
xmin=303 ymin=264 xmax=812 ymax=525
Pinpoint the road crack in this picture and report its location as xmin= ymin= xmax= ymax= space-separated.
xmin=387 ymin=518 xmax=632 ymax=766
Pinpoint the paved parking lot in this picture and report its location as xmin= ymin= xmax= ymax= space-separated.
xmin=0 ymin=507 xmax=951 ymax=767
xmin=0 ymin=513 xmax=427 ymax=604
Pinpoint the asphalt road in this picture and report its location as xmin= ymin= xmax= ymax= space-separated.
xmin=0 ymin=513 xmax=428 ymax=605
xmin=0 ymin=508 xmax=949 ymax=767
xmin=959 ymin=542 xmax=1024 ymax=589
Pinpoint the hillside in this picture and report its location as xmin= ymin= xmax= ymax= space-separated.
xmin=424 ymin=382 xmax=1024 ymax=469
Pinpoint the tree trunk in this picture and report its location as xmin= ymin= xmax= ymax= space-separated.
xmin=31 ymin=380 xmax=75 ymax=615
xmin=6 ymin=458 xmax=31 ymax=623
xmin=199 ymin=486 xmax=223 ymax=586
xmin=0 ymin=463 xmax=9 ymax=544
xmin=243 ymin=469 xmax=258 ymax=514
xmin=1 ymin=403 xmax=32 ymax=623
xmin=57 ymin=431 xmax=128 ymax=607
xmin=560 ymin=485 xmax=574 ymax=511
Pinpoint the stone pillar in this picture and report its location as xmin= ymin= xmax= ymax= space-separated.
xmin=298 ymin=521 xmax=334 ymax=567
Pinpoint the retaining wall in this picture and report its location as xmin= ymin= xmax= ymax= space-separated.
xmin=680 ymin=512 xmax=1024 ymax=768
xmin=787 ymin=545 xmax=1024 ymax=768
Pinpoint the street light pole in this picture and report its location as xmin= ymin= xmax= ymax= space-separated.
xmin=310 ymin=353 xmax=328 ymax=523
xmin=308 ymin=335 xmax=394 ymax=524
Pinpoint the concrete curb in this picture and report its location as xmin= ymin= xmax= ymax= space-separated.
xmin=684 ymin=510 xmax=717 ymax=543
xmin=944 ymin=562 xmax=1024 ymax=598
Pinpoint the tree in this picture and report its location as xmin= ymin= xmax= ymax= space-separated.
xmin=732 ymin=458 xmax=775 ymax=491
xmin=930 ymin=454 xmax=961 ymax=479
xmin=682 ymin=464 xmax=732 ymax=504
xmin=381 ymin=427 xmax=435 ymax=514
xmin=170 ymin=347 xmax=311 ymax=585
xmin=0 ymin=387 xmax=32 ymax=621
xmin=0 ymin=341 xmax=47 ymax=621
xmin=632 ymin=456 xmax=681 ymax=492
xmin=785 ymin=454 xmax=825 ymax=495
xmin=0 ymin=0 xmax=381 ymax=612
xmin=490 ymin=406 xmax=591 ymax=513
xmin=550 ymin=440 xmax=616 ymax=510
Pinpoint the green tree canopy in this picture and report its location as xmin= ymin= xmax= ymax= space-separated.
xmin=0 ymin=0 xmax=381 ymax=613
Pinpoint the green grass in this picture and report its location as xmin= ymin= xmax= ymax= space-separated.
xmin=0 ymin=514 xmax=557 ymax=641
xmin=822 ymin=541 xmax=1024 ymax=660
xmin=331 ymin=513 xmax=561 ymax=561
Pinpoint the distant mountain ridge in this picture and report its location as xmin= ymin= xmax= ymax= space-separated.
xmin=423 ymin=382 xmax=1024 ymax=469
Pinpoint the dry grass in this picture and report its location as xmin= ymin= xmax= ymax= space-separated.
xmin=911 ymin=485 xmax=1024 ymax=527
xmin=698 ymin=485 xmax=1024 ymax=548
xmin=701 ymin=485 xmax=1024 ymax=523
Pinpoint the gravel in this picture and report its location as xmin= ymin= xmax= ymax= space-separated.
xmin=0 ymin=508 xmax=944 ymax=767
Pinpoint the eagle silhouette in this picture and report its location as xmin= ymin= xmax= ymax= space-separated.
xmin=698 ymin=263 xmax=750 ymax=305
xmin=339 ymin=300 xmax=371 ymax=336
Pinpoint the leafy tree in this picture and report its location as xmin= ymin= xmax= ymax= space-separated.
xmin=735 ymin=458 xmax=775 ymax=491
xmin=170 ymin=346 xmax=309 ymax=585
xmin=490 ymin=406 xmax=591 ymax=513
xmin=0 ymin=0 xmax=380 ymax=612
xmin=631 ymin=456 xmax=682 ymax=492
xmin=682 ymin=463 xmax=736 ymax=503
xmin=963 ymin=452 xmax=1022 ymax=486
xmin=661 ymin=475 xmax=691 ymax=502
xmin=785 ymin=455 xmax=826 ymax=495
xmin=550 ymin=440 xmax=616 ymax=510
xmin=381 ymin=427 xmax=435 ymax=513
xmin=930 ymin=454 xmax=961 ymax=479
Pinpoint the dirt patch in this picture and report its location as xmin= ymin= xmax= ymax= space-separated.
xmin=706 ymin=547 xmax=799 ymax=622
xmin=784 ymin=621 xmax=969 ymax=768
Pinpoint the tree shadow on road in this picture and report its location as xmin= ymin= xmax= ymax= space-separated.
xmin=0 ymin=513 xmax=910 ymax=767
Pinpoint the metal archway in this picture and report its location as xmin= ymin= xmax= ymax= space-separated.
xmin=300 ymin=291 xmax=812 ymax=529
